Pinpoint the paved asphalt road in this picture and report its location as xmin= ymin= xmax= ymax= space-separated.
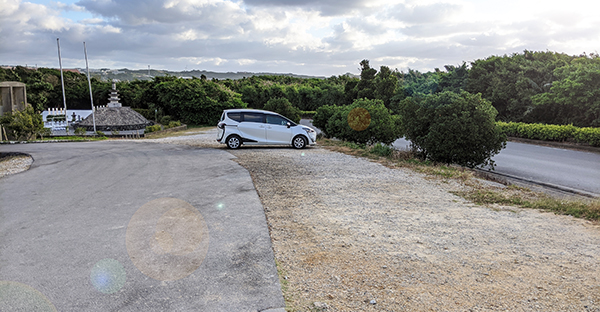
xmin=300 ymin=119 xmax=600 ymax=197
xmin=0 ymin=141 xmax=285 ymax=311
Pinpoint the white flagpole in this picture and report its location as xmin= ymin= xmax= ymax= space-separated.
xmin=57 ymin=38 xmax=69 ymax=134
xmin=83 ymin=42 xmax=97 ymax=133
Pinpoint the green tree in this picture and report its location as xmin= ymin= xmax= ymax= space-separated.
xmin=154 ymin=77 xmax=246 ymax=125
xmin=325 ymin=98 xmax=401 ymax=145
xmin=374 ymin=66 xmax=399 ymax=108
xmin=399 ymin=91 xmax=506 ymax=168
xmin=530 ymin=55 xmax=600 ymax=126
xmin=263 ymin=98 xmax=301 ymax=123
xmin=0 ymin=106 xmax=45 ymax=140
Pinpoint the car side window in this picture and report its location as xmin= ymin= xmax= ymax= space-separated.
xmin=227 ymin=112 xmax=242 ymax=122
xmin=266 ymin=115 xmax=288 ymax=125
xmin=242 ymin=112 xmax=264 ymax=123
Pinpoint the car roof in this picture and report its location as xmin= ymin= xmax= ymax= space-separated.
xmin=224 ymin=109 xmax=279 ymax=115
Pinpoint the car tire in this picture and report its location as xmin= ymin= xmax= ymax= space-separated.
xmin=226 ymin=135 xmax=242 ymax=149
xmin=292 ymin=135 xmax=307 ymax=149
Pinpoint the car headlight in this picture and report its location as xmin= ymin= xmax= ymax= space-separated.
xmin=303 ymin=127 xmax=315 ymax=134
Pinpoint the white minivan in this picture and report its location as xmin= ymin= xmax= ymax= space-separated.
xmin=216 ymin=109 xmax=317 ymax=149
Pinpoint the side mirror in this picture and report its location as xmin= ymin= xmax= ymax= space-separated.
xmin=286 ymin=122 xmax=291 ymax=128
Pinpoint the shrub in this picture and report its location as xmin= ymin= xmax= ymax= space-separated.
xmin=325 ymin=98 xmax=401 ymax=145
xmin=0 ymin=106 xmax=45 ymax=141
xmin=399 ymin=91 xmax=506 ymax=168
xmin=95 ymin=131 xmax=106 ymax=137
xmin=145 ymin=125 xmax=162 ymax=133
xmin=313 ymin=105 xmax=340 ymax=138
xmin=263 ymin=98 xmax=301 ymax=123
xmin=160 ymin=115 xmax=172 ymax=126
xmin=497 ymin=121 xmax=600 ymax=147
xmin=370 ymin=143 xmax=394 ymax=157
xmin=111 ymin=130 xmax=120 ymax=135
xmin=74 ymin=127 xmax=86 ymax=136
xmin=575 ymin=127 xmax=600 ymax=147
xmin=167 ymin=121 xmax=181 ymax=128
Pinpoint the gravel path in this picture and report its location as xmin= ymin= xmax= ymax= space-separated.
xmin=6 ymin=130 xmax=600 ymax=311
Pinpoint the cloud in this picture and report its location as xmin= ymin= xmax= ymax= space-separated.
xmin=242 ymin=0 xmax=369 ymax=16
xmin=389 ymin=2 xmax=461 ymax=25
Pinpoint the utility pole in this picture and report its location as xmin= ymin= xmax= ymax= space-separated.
xmin=84 ymin=42 xmax=97 ymax=133
xmin=57 ymin=38 xmax=69 ymax=135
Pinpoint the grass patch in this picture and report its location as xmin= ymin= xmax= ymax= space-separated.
xmin=318 ymin=137 xmax=600 ymax=222
xmin=35 ymin=136 xmax=108 ymax=142
xmin=275 ymin=260 xmax=300 ymax=312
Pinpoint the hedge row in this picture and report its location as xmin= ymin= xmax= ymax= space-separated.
xmin=497 ymin=121 xmax=600 ymax=147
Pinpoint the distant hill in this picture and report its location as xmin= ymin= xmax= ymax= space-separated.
xmin=80 ymin=68 xmax=357 ymax=81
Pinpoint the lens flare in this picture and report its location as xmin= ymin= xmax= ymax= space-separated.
xmin=0 ymin=281 xmax=57 ymax=311
xmin=216 ymin=202 xmax=225 ymax=211
xmin=126 ymin=198 xmax=209 ymax=281
xmin=348 ymin=107 xmax=371 ymax=131
xmin=90 ymin=258 xmax=126 ymax=294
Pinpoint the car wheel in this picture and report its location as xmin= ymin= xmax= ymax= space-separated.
xmin=292 ymin=135 xmax=307 ymax=149
xmin=226 ymin=135 xmax=242 ymax=149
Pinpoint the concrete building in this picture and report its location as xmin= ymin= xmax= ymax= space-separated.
xmin=0 ymin=81 xmax=28 ymax=116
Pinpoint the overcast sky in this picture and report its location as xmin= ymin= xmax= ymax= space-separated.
xmin=1 ymin=0 xmax=599 ymax=76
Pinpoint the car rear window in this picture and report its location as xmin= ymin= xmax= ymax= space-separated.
xmin=242 ymin=112 xmax=264 ymax=123
xmin=227 ymin=112 xmax=242 ymax=122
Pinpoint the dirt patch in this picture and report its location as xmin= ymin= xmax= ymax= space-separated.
xmin=231 ymin=147 xmax=600 ymax=311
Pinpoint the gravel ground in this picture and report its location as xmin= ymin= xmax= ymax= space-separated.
xmin=6 ymin=130 xmax=600 ymax=311
xmin=0 ymin=154 xmax=33 ymax=178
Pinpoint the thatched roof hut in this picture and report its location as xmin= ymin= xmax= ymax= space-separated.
xmin=78 ymin=107 xmax=152 ymax=131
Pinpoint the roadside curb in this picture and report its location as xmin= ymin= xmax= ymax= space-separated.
xmin=475 ymin=168 xmax=599 ymax=198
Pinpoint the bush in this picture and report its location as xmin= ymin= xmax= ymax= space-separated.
xmin=145 ymin=125 xmax=162 ymax=133
xmin=0 ymin=106 xmax=45 ymax=141
xmin=399 ymin=91 xmax=506 ymax=168
xmin=74 ymin=127 xmax=86 ymax=136
xmin=370 ymin=143 xmax=394 ymax=157
xmin=497 ymin=121 xmax=600 ymax=147
xmin=575 ymin=127 xmax=600 ymax=147
xmin=263 ymin=98 xmax=301 ymax=123
xmin=111 ymin=130 xmax=120 ymax=135
xmin=132 ymin=108 xmax=154 ymax=120
xmin=160 ymin=115 xmax=172 ymax=126
xmin=313 ymin=105 xmax=340 ymax=138
xmin=325 ymin=98 xmax=402 ymax=145
xmin=167 ymin=121 xmax=181 ymax=128
xmin=95 ymin=131 xmax=106 ymax=137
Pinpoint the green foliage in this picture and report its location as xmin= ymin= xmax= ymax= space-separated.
xmin=111 ymin=130 xmax=120 ymax=135
xmin=497 ymin=121 xmax=600 ymax=147
xmin=369 ymin=143 xmax=394 ymax=157
xmin=263 ymin=98 xmax=301 ymax=123
xmin=466 ymin=50 xmax=575 ymax=122
xmin=399 ymin=91 xmax=506 ymax=168
xmin=74 ymin=127 xmax=86 ymax=136
xmin=132 ymin=108 xmax=154 ymax=120
xmin=530 ymin=55 xmax=600 ymax=126
xmin=438 ymin=63 xmax=469 ymax=93
xmin=145 ymin=125 xmax=162 ymax=133
xmin=95 ymin=131 xmax=106 ymax=137
xmin=154 ymin=77 xmax=246 ymax=125
xmin=0 ymin=106 xmax=45 ymax=141
xmin=313 ymin=105 xmax=339 ymax=138
xmin=325 ymin=98 xmax=402 ymax=145
xmin=300 ymin=110 xmax=316 ymax=119
xmin=160 ymin=115 xmax=172 ymax=125
xmin=167 ymin=121 xmax=182 ymax=128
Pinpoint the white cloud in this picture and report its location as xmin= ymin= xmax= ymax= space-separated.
xmin=1 ymin=0 xmax=600 ymax=76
